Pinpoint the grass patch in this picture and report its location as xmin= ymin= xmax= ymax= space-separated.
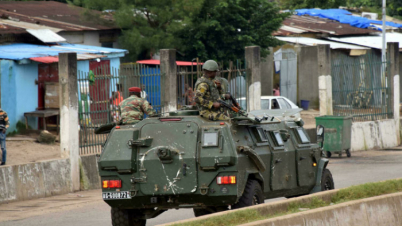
xmin=172 ymin=209 xmax=265 ymax=226
xmin=331 ymin=179 xmax=402 ymax=204
xmin=173 ymin=178 xmax=402 ymax=226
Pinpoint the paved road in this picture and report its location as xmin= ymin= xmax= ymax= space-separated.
xmin=1 ymin=150 xmax=402 ymax=226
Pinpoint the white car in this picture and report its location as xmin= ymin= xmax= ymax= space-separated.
xmin=238 ymin=96 xmax=301 ymax=118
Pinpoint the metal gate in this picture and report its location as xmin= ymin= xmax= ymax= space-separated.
xmin=275 ymin=49 xmax=297 ymax=104
xmin=77 ymin=63 xmax=163 ymax=155
xmin=332 ymin=51 xmax=392 ymax=121
xmin=177 ymin=60 xmax=247 ymax=110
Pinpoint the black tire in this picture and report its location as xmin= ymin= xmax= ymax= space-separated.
xmin=193 ymin=208 xmax=211 ymax=217
xmin=111 ymin=208 xmax=146 ymax=226
xmin=346 ymin=149 xmax=351 ymax=158
xmin=321 ymin=169 xmax=335 ymax=191
xmin=193 ymin=206 xmax=228 ymax=217
xmin=326 ymin=151 xmax=332 ymax=158
xmin=232 ymin=180 xmax=264 ymax=209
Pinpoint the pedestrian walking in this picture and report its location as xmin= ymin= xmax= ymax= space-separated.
xmin=0 ymin=108 xmax=9 ymax=165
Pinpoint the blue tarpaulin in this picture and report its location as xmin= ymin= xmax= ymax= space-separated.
xmin=296 ymin=9 xmax=402 ymax=30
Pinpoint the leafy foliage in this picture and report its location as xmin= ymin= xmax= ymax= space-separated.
xmin=279 ymin=0 xmax=346 ymax=10
xmin=176 ymin=0 xmax=288 ymax=62
xmin=76 ymin=0 xmax=203 ymax=61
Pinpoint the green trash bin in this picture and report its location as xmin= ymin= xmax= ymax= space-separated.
xmin=315 ymin=116 xmax=352 ymax=158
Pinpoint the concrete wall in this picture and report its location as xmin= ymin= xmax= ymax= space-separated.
xmin=60 ymin=31 xmax=119 ymax=48
xmin=351 ymin=119 xmax=399 ymax=151
xmin=0 ymin=158 xmax=72 ymax=204
xmin=305 ymin=119 xmax=399 ymax=151
xmin=242 ymin=192 xmax=402 ymax=226
xmin=1 ymin=60 xmax=38 ymax=133
xmin=261 ymin=49 xmax=273 ymax=96
xmin=80 ymin=154 xmax=101 ymax=190
xmin=400 ymin=52 xmax=402 ymax=100
xmin=297 ymin=46 xmax=319 ymax=109
xmin=165 ymin=188 xmax=402 ymax=226
xmin=0 ymin=154 xmax=101 ymax=204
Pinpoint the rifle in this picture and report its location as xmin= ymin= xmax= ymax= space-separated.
xmin=218 ymin=99 xmax=248 ymax=117
xmin=226 ymin=92 xmax=241 ymax=109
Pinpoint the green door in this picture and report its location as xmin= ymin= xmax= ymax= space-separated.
xmin=138 ymin=122 xmax=198 ymax=195
xmin=293 ymin=127 xmax=316 ymax=187
xmin=268 ymin=131 xmax=298 ymax=191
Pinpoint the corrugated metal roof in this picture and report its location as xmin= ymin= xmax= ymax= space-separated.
xmin=137 ymin=60 xmax=203 ymax=66
xmin=26 ymin=29 xmax=66 ymax=43
xmin=276 ymin=36 xmax=369 ymax=50
xmin=0 ymin=19 xmax=62 ymax=33
xmin=0 ymin=43 xmax=127 ymax=60
xmin=327 ymin=33 xmax=402 ymax=51
xmin=0 ymin=1 xmax=117 ymax=33
xmin=30 ymin=53 xmax=106 ymax=63
xmin=274 ymin=15 xmax=378 ymax=36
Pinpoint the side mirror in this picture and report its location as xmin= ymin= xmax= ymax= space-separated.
xmin=295 ymin=118 xmax=304 ymax=127
xmin=316 ymin=125 xmax=325 ymax=148
xmin=280 ymin=130 xmax=290 ymax=142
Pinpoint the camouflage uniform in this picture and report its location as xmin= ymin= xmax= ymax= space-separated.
xmin=195 ymin=76 xmax=229 ymax=121
xmin=119 ymin=95 xmax=157 ymax=124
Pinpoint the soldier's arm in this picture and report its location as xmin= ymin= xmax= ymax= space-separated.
xmin=195 ymin=83 xmax=214 ymax=109
xmin=141 ymin=100 xmax=157 ymax=116
xmin=4 ymin=111 xmax=9 ymax=129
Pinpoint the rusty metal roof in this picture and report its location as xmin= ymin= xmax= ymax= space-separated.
xmin=274 ymin=15 xmax=378 ymax=36
xmin=0 ymin=1 xmax=117 ymax=33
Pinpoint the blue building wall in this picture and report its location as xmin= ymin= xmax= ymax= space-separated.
xmin=1 ymin=57 xmax=122 ymax=134
xmin=1 ymin=60 xmax=38 ymax=133
xmin=109 ymin=58 xmax=120 ymax=71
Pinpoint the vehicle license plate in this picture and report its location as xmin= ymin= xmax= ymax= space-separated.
xmin=102 ymin=191 xmax=131 ymax=200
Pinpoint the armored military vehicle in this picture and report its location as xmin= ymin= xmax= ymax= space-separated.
xmin=97 ymin=108 xmax=333 ymax=226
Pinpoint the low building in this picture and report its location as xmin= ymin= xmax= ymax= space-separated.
xmin=0 ymin=43 xmax=127 ymax=133
xmin=0 ymin=1 xmax=120 ymax=48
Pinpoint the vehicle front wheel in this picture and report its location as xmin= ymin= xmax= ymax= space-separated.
xmin=232 ymin=180 xmax=264 ymax=209
xmin=321 ymin=169 xmax=335 ymax=191
xmin=111 ymin=208 xmax=146 ymax=226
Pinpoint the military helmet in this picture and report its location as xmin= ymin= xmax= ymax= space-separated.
xmin=202 ymin=60 xmax=219 ymax=71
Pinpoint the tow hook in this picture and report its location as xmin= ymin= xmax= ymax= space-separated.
xmin=200 ymin=184 xmax=209 ymax=195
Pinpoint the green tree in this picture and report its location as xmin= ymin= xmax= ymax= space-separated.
xmin=279 ymin=0 xmax=346 ymax=9
xmin=388 ymin=0 xmax=402 ymax=18
xmin=176 ymin=0 xmax=288 ymax=62
xmin=77 ymin=0 xmax=203 ymax=61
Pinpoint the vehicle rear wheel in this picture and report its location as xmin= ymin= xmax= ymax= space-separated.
xmin=326 ymin=151 xmax=332 ymax=158
xmin=321 ymin=169 xmax=335 ymax=191
xmin=193 ymin=208 xmax=211 ymax=217
xmin=111 ymin=208 xmax=146 ymax=226
xmin=232 ymin=180 xmax=264 ymax=209
xmin=193 ymin=206 xmax=228 ymax=217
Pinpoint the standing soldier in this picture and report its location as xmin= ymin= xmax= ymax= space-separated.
xmin=0 ymin=108 xmax=9 ymax=165
xmin=195 ymin=60 xmax=231 ymax=121
xmin=119 ymin=87 xmax=157 ymax=124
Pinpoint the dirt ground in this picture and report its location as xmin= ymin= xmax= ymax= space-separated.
xmin=1 ymin=133 xmax=61 ymax=166
xmin=301 ymin=109 xmax=319 ymax=128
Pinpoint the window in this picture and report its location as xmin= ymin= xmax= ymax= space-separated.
xmin=277 ymin=98 xmax=291 ymax=109
xmin=250 ymin=127 xmax=268 ymax=143
xmin=273 ymin=132 xmax=284 ymax=146
xmin=261 ymin=99 xmax=270 ymax=109
xmin=272 ymin=99 xmax=280 ymax=109
xmin=203 ymin=132 xmax=218 ymax=146
xmin=296 ymin=128 xmax=310 ymax=144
